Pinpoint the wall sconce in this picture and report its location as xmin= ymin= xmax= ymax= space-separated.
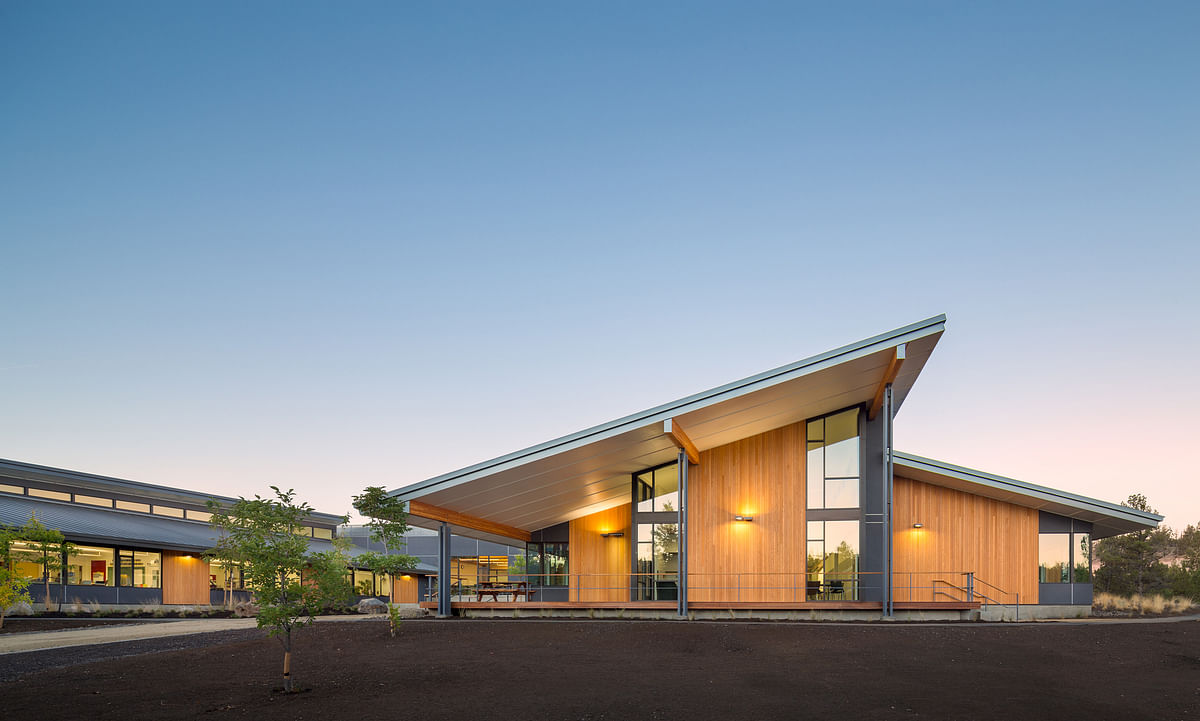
xmin=912 ymin=523 xmax=924 ymax=529
xmin=734 ymin=515 xmax=754 ymax=522
xmin=601 ymin=531 xmax=624 ymax=538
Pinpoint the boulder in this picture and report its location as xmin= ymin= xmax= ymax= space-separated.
xmin=233 ymin=600 xmax=260 ymax=617
xmin=356 ymin=598 xmax=388 ymax=614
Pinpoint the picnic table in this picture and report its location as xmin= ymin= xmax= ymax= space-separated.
xmin=475 ymin=581 xmax=536 ymax=602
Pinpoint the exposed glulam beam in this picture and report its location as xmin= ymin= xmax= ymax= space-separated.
xmin=868 ymin=344 xmax=907 ymax=420
xmin=407 ymin=500 xmax=532 ymax=542
xmin=663 ymin=418 xmax=700 ymax=464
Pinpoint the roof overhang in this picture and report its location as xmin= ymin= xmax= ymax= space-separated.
xmin=893 ymin=452 xmax=1163 ymax=539
xmin=392 ymin=315 xmax=946 ymax=541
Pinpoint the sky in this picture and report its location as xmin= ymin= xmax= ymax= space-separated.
xmin=1 ymin=2 xmax=1197 ymax=529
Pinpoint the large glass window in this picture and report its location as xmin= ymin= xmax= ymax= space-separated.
xmin=635 ymin=522 xmax=679 ymax=600
xmin=806 ymin=520 xmax=859 ymax=599
xmin=636 ymin=465 xmax=679 ymax=513
xmin=1038 ymin=533 xmax=1070 ymax=583
xmin=352 ymin=568 xmax=375 ymax=595
xmin=66 ymin=546 xmax=115 ymax=586
xmin=1073 ymin=533 xmax=1092 ymax=583
xmin=209 ymin=560 xmax=244 ymax=590
xmin=9 ymin=540 xmax=47 ymax=581
xmin=806 ymin=408 xmax=861 ymax=510
xmin=524 ymin=543 xmax=568 ymax=586
xmin=118 ymin=550 xmax=161 ymax=588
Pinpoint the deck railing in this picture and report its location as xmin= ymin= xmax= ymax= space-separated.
xmin=421 ymin=571 xmax=1011 ymax=606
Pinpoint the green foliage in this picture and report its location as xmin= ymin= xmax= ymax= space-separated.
xmin=207 ymin=487 xmax=351 ymax=692
xmin=10 ymin=514 xmax=73 ymax=612
xmin=352 ymin=486 xmax=415 ymax=604
xmin=0 ymin=526 xmax=33 ymax=629
xmin=1094 ymin=495 xmax=1175 ymax=597
xmin=387 ymin=602 xmax=403 ymax=637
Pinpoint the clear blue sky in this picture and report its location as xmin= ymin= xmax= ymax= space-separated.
xmin=2 ymin=2 xmax=1197 ymax=528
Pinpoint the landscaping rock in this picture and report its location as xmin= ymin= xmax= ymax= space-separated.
xmin=356 ymin=598 xmax=388 ymax=614
xmin=232 ymin=601 xmax=260 ymax=618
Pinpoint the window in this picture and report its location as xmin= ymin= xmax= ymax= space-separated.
xmin=1074 ymin=533 xmax=1092 ymax=583
xmin=353 ymin=569 xmax=375 ymax=595
xmin=115 ymin=500 xmax=150 ymax=513
xmin=636 ymin=465 xmax=679 ymax=513
xmin=9 ymin=540 xmax=46 ymax=581
xmin=152 ymin=505 xmax=184 ymax=518
xmin=0 ymin=483 xmax=24 ymax=495
xmin=209 ymin=560 xmax=244 ymax=590
xmin=1039 ymin=533 xmax=1070 ymax=583
xmin=76 ymin=495 xmax=113 ymax=508
xmin=635 ymin=522 xmax=679 ymax=600
xmin=806 ymin=408 xmax=861 ymax=510
xmin=525 ymin=543 xmax=568 ymax=587
xmin=187 ymin=509 xmax=212 ymax=522
xmin=66 ymin=546 xmax=115 ymax=586
xmin=118 ymin=550 xmax=161 ymax=588
xmin=807 ymin=520 xmax=859 ymax=599
xmin=313 ymin=527 xmax=333 ymax=540
xmin=29 ymin=488 xmax=71 ymax=502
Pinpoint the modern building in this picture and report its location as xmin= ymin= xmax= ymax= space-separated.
xmin=0 ymin=459 xmax=431 ymax=609
xmin=390 ymin=315 xmax=1163 ymax=620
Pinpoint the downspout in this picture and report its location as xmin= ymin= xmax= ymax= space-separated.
xmin=437 ymin=522 xmax=452 ymax=617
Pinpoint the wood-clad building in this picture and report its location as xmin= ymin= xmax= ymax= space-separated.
xmin=395 ymin=315 xmax=1162 ymax=619
xmin=0 ymin=458 xmax=434 ymax=609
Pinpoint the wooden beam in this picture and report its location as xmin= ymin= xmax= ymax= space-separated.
xmin=663 ymin=418 xmax=700 ymax=464
xmin=407 ymin=500 xmax=532 ymax=543
xmin=867 ymin=344 xmax=907 ymax=420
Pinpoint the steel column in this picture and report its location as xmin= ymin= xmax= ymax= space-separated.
xmin=884 ymin=384 xmax=895 ymax=617
xmin=677 ymin=448 xmax=688 ymax=618
xmin=437 ymin=522 xmax=452 ymax=617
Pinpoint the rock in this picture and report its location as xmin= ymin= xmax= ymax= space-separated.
xmin=356 ymin=598 xmax=388 ymax=614
xmin=5 ymin=601 xmax=34 ymax=617
xmin=233 ymin=601 xmax=260 ymax=617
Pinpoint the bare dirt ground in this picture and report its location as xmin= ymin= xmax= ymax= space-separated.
xmin=2 ymin=619 xmax=1197 ymax=721
xmin=0 ymin=618 xmax=150 ymax=634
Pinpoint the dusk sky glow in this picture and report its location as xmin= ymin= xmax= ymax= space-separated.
xmin=2 ymin=3 xmax=1197 ymax=529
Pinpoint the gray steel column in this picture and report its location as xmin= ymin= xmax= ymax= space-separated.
xmin=677 ymin=448 xmax=688 ymax=618
xmin=884 ymin=384 xmax=895 ymax=617
xmin=437 ymin=522 xmax=452 ymax=617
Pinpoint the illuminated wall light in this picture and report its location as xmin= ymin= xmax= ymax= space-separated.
xmin=600 ymin=531 xmax=625 ymax=538
xmin=912 ymin=523 xmax=924 ymax=529
xmin=734 ymin=515 xmax=754 ymax=522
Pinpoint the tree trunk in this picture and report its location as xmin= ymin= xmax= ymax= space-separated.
xmin=282 ymin=634 xmax=292 ymax=692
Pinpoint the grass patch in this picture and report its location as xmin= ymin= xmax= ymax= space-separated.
xmin=1093 ymin=592 xmax=1197 ymax=615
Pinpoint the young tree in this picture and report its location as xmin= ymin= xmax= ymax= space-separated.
xmin=1094 ymin=494 xmax=1174 ymax=596
xmin=14 ymin=515 xmax=72 ymax=612
xmin=207 ymin=487 xmax=351 ymax=692
xmin=351 ymin=486 xmax=417 ymax=605
xmin=0 ymin=526 xmax=33 ymax=628
xmin=202 ymin=524 xmax=244 ymax=611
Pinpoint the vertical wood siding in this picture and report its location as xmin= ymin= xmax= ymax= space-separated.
xmin=568 ymin=503 xmax=631 ymax=602
xmin=686 ymin=422 xmax=806 ymax=602
xmin=162 ymin=551 xmax=211 ymax=605
xmin=892 ymin=477 xmax=1038 ymax=603
xmin=393 ymin=574 xmax=420 ymax=603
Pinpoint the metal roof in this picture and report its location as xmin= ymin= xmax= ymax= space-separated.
xmin=892 ymin=452 xmax=1162 ymax=539
xmin=0 ymin=495 xmax=421 ymax=569
xmin=391 ymin=315 xmax=946 ymax=539
xmin=0 ymin=458 xmax=346 ymax=526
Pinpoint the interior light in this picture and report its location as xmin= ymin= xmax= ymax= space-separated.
xmin=734 ymin=515 xmax=754 ymax=522
xmin=601 ymin=531 xmax=624 ymax=538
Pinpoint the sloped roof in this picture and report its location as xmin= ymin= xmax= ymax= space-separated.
xmin=893 ymin=452 xmax=1162 ymax=539
xmin=392 ymin=315 xmax=945 ymax=539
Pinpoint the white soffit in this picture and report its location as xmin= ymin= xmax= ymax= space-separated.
xmin=391 ymin=315 xmax=946 ymax=535
xmin=893 ymin=452 xmax=1162 ymax=540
